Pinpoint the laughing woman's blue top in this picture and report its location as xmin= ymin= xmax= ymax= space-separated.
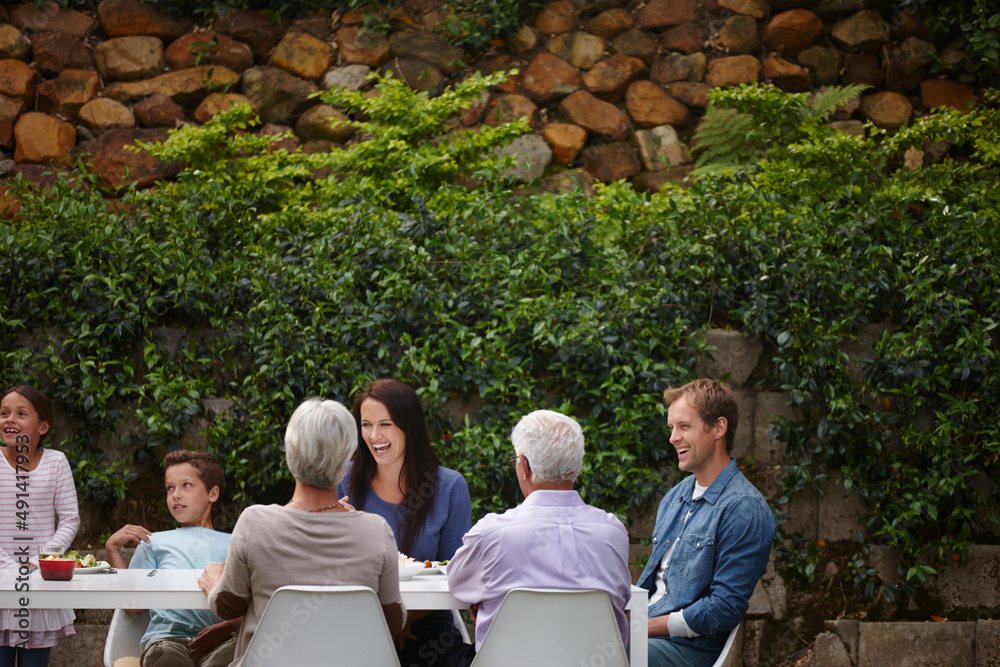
xmin=337 ymin=463 xmax=472 ymax=562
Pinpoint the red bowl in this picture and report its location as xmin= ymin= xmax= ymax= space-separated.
xmin=38 ymin=558 xmax=75 ymax=581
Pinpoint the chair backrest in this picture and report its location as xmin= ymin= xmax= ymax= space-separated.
xmin=711 ymin=621 xmax=742 ymax=667
xmin=240 ymin=585 xmax=401 ymax=667
xmin=470 ymin=588 xmax=628 ymax=667
xmin=103 ymin=608 xmax=151 ymax=667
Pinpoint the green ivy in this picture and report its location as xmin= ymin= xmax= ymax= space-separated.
xmin=2 ymin=78 xmax=999 ymax=612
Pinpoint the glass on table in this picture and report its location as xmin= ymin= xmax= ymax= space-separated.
xmin=37 ymin=544 xmax=75 ymax=581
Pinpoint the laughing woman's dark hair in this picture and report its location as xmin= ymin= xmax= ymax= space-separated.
xmin=348 ymin=379 xmax=440 ymax=556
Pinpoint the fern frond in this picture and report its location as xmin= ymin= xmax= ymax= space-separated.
xmin=811 ymin=84 xmax=871 ymax=119
xmin=692 ymin=107 xmax=758 ymax=168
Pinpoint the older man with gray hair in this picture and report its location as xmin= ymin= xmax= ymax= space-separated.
xmin=442 ymin=410 xmax=632 ymax=667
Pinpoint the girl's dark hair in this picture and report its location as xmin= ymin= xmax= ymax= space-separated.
xmin=3 ymin=385 xmax=53 ymax=447
xmin=349 ymin=379 xmax=439 ymax=555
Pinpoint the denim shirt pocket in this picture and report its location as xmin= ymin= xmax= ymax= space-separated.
xmin=678 ymin=532 xmax=715 ymax=583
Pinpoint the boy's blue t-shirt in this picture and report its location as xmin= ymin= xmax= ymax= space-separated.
xmin=129 ymin=526 xmax=232 ymax=649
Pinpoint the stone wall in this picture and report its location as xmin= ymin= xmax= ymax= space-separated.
xmin=1 ymin=0 xmax=994 ymax=664
xmin=0 ymin=0 xmax=984 ymax=204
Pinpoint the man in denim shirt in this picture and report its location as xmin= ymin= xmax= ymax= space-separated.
xmin=638 ymin=379 xmax=775 ymax=666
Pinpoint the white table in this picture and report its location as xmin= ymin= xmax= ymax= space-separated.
xmin=1 ymin=569 xmax=647 ymax=666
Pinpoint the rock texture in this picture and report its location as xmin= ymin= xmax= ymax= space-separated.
xmin=0 ymin=0 xmax=986 ymax=221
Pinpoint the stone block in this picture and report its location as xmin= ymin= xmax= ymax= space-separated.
xmin=825 ymin=619 xmax=859 ymax=663
xmin=924 ymin=546 xmax=1000 ymax=614
xmin=543 ymin=122 xmax=587 ymax=165
xmin=580 ymin=141 xmax=641 ymax=182
xmin=547 ymin=31 xmax=608 ymax=70
xmin=858 ymin=622 xmax=976 ymax=667
xmin=757 ymin=553 xmax=787 ymax=620
xmin=831 ymin=10 xmax=888 ymax=54
xmin=497 ymin=134 xmax=553 ymax=182
xmin=746 ymin=576 xmax=771 ymax=617
xmin=765 ymin=9 xmax=824 ymax=57
xmin=706 ymin=54 xmax=760 ymax=87
xmin=813 ymin=632 xmax=853 ymax=667
xmin=559 ymin=89 xmax=632 ymax=140
xmin=585 ymin=8 xmax=632 ymax=38
xmin=753 ymin=392 xmax=800 ymax=465
xmin=322 ymin=65 xmax=372 ymax=91
xmin=693 ymin=329 xmax=763 ymax=388
xmin=781 ymin=479 xmax=818 ymax=541
xmin=633 ymin=124 xmax=690 ymax=171
xmin=817 ymin=472 xmax=866 ymax=542
xmin=869 ymin=545 xmax=901 ymax=585
xmin=743 ymin=619 xmax=766 ymax=667
xmin=976 ymin=620 xmax=1000 ymax=667
xmin=625 ymin=80 xmax=690 ymax=128
xmin=732 ymin=389 xmax=755 ymax=459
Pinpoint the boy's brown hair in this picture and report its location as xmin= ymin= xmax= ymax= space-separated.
xmin=663 ymin=379 xmax=739 ymax=454
xmin=163 ymin=450 xmax=225 ymax=497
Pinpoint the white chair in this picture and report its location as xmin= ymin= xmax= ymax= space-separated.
xmin=470 ymin=588 xmax=628 ymax=667
xmin=452 ymin=608 xmax=472 ymax=644
xmin=240 ymin=585 xmax=401 ymax=666
xmin=103 ymin=608 xmax=150 ymax=667
xmin=711 ymin=621 xmax=742 ymax=667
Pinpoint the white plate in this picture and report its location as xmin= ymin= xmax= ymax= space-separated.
xmin=399 ymin=563 xmax=425 ymax=580
xmin=415 ymin=562 xmax=443 ymax=576
xmin=75 ymin=561 xmax=111 ymax=574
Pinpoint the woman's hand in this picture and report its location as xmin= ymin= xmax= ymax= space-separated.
xmin=339 ymin=495 xmax=355 ymax=511
xmin=396 ymin=614 xmax=418 ymax=650
xmin=198 ymin=561 xmax=224 ymax=595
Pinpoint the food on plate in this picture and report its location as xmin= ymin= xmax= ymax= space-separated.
xmin=423 ymin=560 xmax=433 ymax=568
xmin=398 ymin=552 xmax=418 ymax=565
xmin=65 ymin=550 xmax=99 ymax=568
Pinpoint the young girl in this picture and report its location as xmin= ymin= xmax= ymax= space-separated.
xmin=1 ymin=385 xmax=80 ymax=666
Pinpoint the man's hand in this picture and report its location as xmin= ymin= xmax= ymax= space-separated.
xmin=649 ymin=614 xmax=671 ymax=638
xmin=199 ymin=561 xmax=224 ymax=595
xmin=105 ymin=524 xmax=152 ymax=569
xmin=467 ymin=603 xmax=479 ymax=623
xmin=189 ymin=618 xmax=239 ymax=654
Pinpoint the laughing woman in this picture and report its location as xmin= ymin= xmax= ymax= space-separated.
xmin=338 ymin=379 xmax=472 ymax=665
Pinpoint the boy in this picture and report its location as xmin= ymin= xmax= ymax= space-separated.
xmin=106 ymin=450 xmax=238 ymax=667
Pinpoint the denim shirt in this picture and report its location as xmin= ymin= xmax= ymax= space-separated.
xmin=637 ymin=458 xmax=775 ymax=652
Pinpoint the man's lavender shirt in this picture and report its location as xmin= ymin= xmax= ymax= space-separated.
xmin=447 ymin=489 xmax=632 ymax=650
